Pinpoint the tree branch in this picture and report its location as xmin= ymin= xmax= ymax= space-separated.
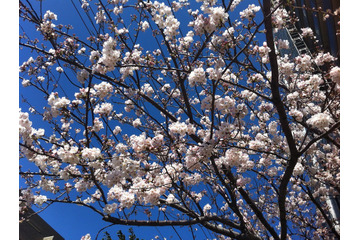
xmin=263 ymin=1 xmax=300 ymax=239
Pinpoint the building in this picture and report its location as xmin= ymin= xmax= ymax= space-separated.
xmin=289 ymin=0 xmax=340 ymax=62
xmin=273 ymin=0 xmax=340 ymax=232
xmin=19 ymin=208 xmax=65 ymax=240
xmin=275 ymin=0 xmax=340 ymax=65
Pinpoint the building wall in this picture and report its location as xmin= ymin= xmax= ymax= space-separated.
xmin=19 ymin=208 xmax=64 ymax=240
xmin=287 ymin=0 xmax=340 ymax=63
xmin=273 ymin=0 xmax=340 ymax=228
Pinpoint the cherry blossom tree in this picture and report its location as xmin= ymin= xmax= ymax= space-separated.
xmin=19 ymin=0 xmax=340 ymax=239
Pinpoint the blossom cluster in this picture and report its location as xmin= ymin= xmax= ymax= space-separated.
xmin=272 ymin=8 xmax=288 ymax=32
xmin=188 ymin=67 xmax=206 ymax=86
xmin=47 ymin=92 xmax=70 ymax=117
xmin=301 ymin=27 xmax=314 ymax=37
xmin=239 ymin=4 xmax=260 ymax=20
xmin=94 ymin=102 xmax=113 ymax=116
xmin=218 ymin=148 xmax=252 ymax=169
xmin=169 ymin=122 xmax=196 ymax=137
xmin=306 ymin=112 xmax=333 ymax=130
xmin=189 ymin=6 xmax=228 ymax=34
xmin=130 ymin=133 xmax=165 ymax=153
xmin=150 ymin=1 xmax=180 ymax=40
xmin=93 ymin=82 xmax=114 ymax=99
xmin=37 ymin=11 xmax=57 ymax=37
xmin=56 ymin=145 xmax=79 ymax=164
xmin=93 ymin=37 xmax=120 ymax=74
